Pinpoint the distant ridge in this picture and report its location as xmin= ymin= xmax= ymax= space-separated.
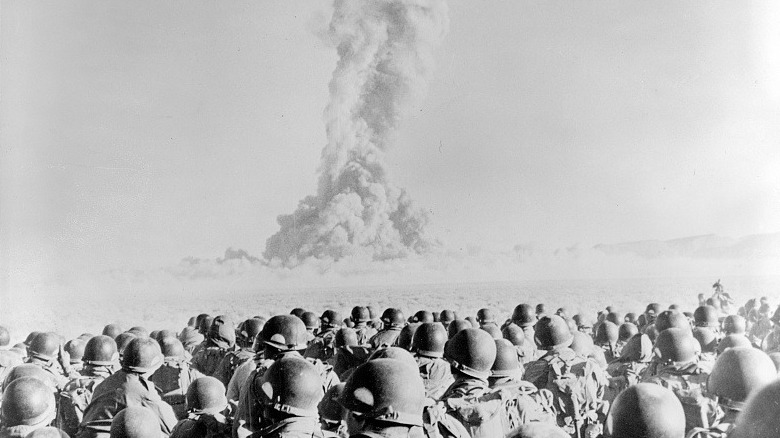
xmin=593 ymin=232 xmax=780 ymax=259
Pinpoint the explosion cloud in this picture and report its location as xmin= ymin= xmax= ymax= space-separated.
xmin=264 ymin=0 xmax=449 ymax=266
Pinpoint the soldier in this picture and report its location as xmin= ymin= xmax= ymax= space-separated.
xmin=688 ymin=347 xmax=777 ymax=437
xmin=476 ymin=308 xmax=498 ymax=329
xmin=213 ymin=318 xmax=264 ymax=387
xmin=64 ymin=339 xmax=86 ymax=373
xmin=367 ymin=308 xmax=405 ymax=349
xmin=655 ymin=310 xmax=691 ymax=333
xmin=150 ymin=337 xmax=202 ymax=419
xmin=331 ymin=329 xmax=371 ymax=381
xmin=305 ymin=311 xmax=342 ymax=366
xmin=0 ymin=377 xmax=57 ymax=438
xmin=594 ymin=320 xmax=619 ymax=362
xmin=501 ymin=323 xmax=536 ymax=365
xmin=605 ymin=334 xmax=652 ymax=403
xmin=0 ymin=326 xmax=24 ymax=384
xmin=2 ymin=364 xmax=57 ymax=394
xmin=114 ymin=333 xmax=137 ymax=362
xmin=693 ymin=306 xmax=721 ymax=333
xmin=438 ymin=310 xmax=457 ymax=330
xmin=717 ymin=333 xmax=752 ymax=355
xmin=300 ymin=312 xmax=320 ymax=343
xmin=489 ymin=339 xmax=525 ymax=388
xmin=522 ymin=315 xmax=608 ymax=437
xmin=411 ymin=322 xmax=452 ymax=400
xmin=170 ymin=377 xmax=231 ymax=438
xmin=747 ymin=303 xmax=772 ymax=346
xmin=642 ymin=303 xmax=662 ymax=330
xmin=440 ymin=328 xmax=496 ymax=401
xmin=728 ymin=379 xmax=780 ymax=438
xmin=317 ymin=384 xmax=346 ymax=438
xmin=77 ymin=337 xmax=177 ymax=438
xmin=445 ymin=320 xmax=471 ymax=340
xmin=108 ymin=407 xmax=161 ymax=438
xmin=348 ymin=307 xmax=376 ymax=346
xmin=26 ymin=332 xmax=73 ymax=389
xmin=179 ymin=327 xmax=205 ymax=355
xmin=692 ymin=327 xmax=718 ymax=373
xmin=394 ymin=322 xmax=420 ymax=351
xmin=616 ymin=322 xmax=638 ymax=352
xmin=58 ymin=336 xmax=119 ymax=436
xmin=412 ymin=310 xmax=434 ymax=324
xmin=510 ymin=304 xmax=536 ymax=347
xmin=604 ymin=383 xmax=686 ymax=438
xmin=338 ymin=359 xmax=426 ymax=438
xmin=535 ymin=304 xmax=546 ymax=320
xmin=722 ymin=314 xmax=746 ymax=336
xmin=248 ymin=356 xmax=324 ymax=437
xmin=571 ymin=314 xmax=593 ymax=333
xmin=191 ymin=315 xmax=238 ymax=376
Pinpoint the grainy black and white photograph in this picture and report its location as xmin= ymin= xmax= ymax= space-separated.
xmin=1 ymin=1 xmax=780 ymax=437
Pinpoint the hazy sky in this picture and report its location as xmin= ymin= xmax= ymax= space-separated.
xmin=2 ymin=1 xmax=779 ymax=290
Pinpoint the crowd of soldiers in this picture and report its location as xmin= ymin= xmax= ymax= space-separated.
xmin=2 ymin=294 xmax=780 ymax=438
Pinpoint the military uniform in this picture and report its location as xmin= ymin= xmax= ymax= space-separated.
xmin=367 ymin=327 xmax=402 ymax=350
xmin=415 ymin=355 xmax=453 ymax=400
xmin=57 ymin=366 xmax=113 ymax=436
xmin=304 ymin=329 xmax=338 ymax=366
xmin=191 ymin=342 xmax=239 ymax=377
xmin=150 ymin=357 xmax=203 ymax=419
xmin=213 ymin=348 xmax=254 ymax=387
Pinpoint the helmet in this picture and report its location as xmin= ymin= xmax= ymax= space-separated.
xmin=187 ymin=316 xmax=197 ymax=327
xmin=300 ymin=312 xmax=319 ymax=330
xmin=2 ymin=364 xmax=54 ymax=392
xmin=693 ymin=306 xmax=719 ymax=328
xmin=572 ymin=314 xmax=592 ymax=330
xmin=491 ymin=339 xmax=522 ymax=379
xmin=198 ymin=316 xmax=213 ymax=336
xmin=367 ymin=306 xmax=379 ymax=321
xmin=380 ymin=308 xmax=405 ymax=328
xmin=83 ymin=335 xmax=119 ymax=366
xmin=476 ymin=308 xmax=496 ymax=325
xmin=606 ymin=312 xmax=622 ymax=326
xmin=240 ymin=318 xmax=265 ymax=345
xmin=127 ymin=326 xmax=148 ymax=338
xmin=109 ymin=406 xmax=160 ymax=438
xmin=447 ymin=320 xmax=471 ymax=339
xmin=645 ymin=303 xmax=662 ymax=316
xmin=653 ymin=328 xmax=697 ymax=364
xmin=717 ymin=334 xmax=752 ymax=355
xmin=708 ymin=347 xmax=776 ymax=403
xmin=624 ymin=313 xmax=637 ymax=324
xmin=178 ymin=327 xmax=203 ymax=347
xmin=154 ymin=330 xmax=176 ymax=343
xmin=604 ymin=383 xmax=685 ymax=438
xmin=25 ymin=427 xmax=69 ymax=438
xmin=351 ymin=306 xmax=371 ymax=323
xmin=339 ymin=358 xmax=425 ymax=427
xmin=729 ymin=380 xmax=780 ymax=438
xmin=0 ymin=326 xmax=10 ymax=347
xmin=412 ymin=323 xmax=447 ymax=358
xmin=570 ymin=331 xmax=594 ymax=357
xmin=655 ymin=310 xmax=690 ymax=332
xmin=412 ymin=310 xmax=433 ymax=323
xmin=64 ymin=339 xmax=86 ymax=364
xmin=432 ymin=311 xmax=440 ymax=322
xmin=535 ymin=304 xmax=546 ymax=316
xmin=502 ymin=324 xmax=526 ymax=347
xmin=149 ymin=331 xmax=160 ymax=340
xmin=444 ymin=328 xmax=497 ymax=379
xmin=115 ymin=333 xmax=137 ymax=356
xmin=121 ymin=337 xmax=163 ymax=373
xmin=24 ymin=331 xmax=42 ymax=347
xmin=507 ymin=423 xmax=569 ymax=438
xmin=290 ymin=308 xmax=306 ymax=319
xmin=343 ymin=318 xmax=355 ymax=328
xmin=692 ymin=327 xmax=718 ymax=353
xmin=618 ymin=323 xmax=638 ymax=342
xmin=1 ymin=377 xmax=56 ymax=427
xmin=259 ymin=315 xmax=309 ymax=352
xmin=439 ymin=310 xmax=457 ymax=326
xmin=256 ymin=356 xmax=323 ymax=417
xmin=512 ymin=304 xmax=536 ymax=328
xmin=643 ymin=324 xmax=659 ymax=343
xmin=481 ymin=324 xmax=503 ymax=339
xmin=195 ymin=313 xmax=210 ymax=328
xmin=186 ymin=376 xmax=228 ymax=414
xmin=318 ymin=383 xmax=346 ymax=425
xmin=396 ymin=323 xmax=421 ymax=351
xmin=534 ymin=316 xmax=573 ymax=350
xmin=618 ymin=334 xmax=653 ymax=363
xmin=595 ymin=321 xmax=619 ymax=346
xmin=29 ymin=332 xmax=60 ymax=361
xmin=334 ymin=328 xmax=358 ymax=348
xmin=207 ymin=315 xmax=235 ymax=349
xmin=320 ymin=310 xmax=342 ymax=329
xmin=723 ymin=315 xmax=747 ymax=335
xmin=160 ymin=337 xmax=185 ymax=358
xmin=368 ymin=347 xmax=418 ymax=371
xmin=465 ymin=317 xmax=479 ymax=328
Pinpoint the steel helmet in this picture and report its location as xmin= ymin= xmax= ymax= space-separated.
xmin=109 ymin=406 xmax=160 ymax=438
xmin=618 ymin=323 xmax=639 ymax=343
xmin=717 ymin=334 xmax=752 ymax=355
xmin=595 ymin=321 xmax=619 ymax=346
xmin=339 ymin=358 xmax=425 ymax=427
xmin=535 ymin=304 xmax=546 ymax=316
xmin=121 ymin=337 xmax=163 ymax=374
xmin=0 ymin=326 xmax=10 ymax=347
xmin=28 ymin=332 xmax=60 ymax=362
xmin=604 ymin=383 xmax=685 ymax=438
xmin=570 ymin=331 xmax=595 ymax=357
xmin=380 ymin=308 xmax=405 ymax=328
xmin=290 ymin=307 xmax=306 ymax=318
xmin=115 ymin=333 xmax=137 ymax=356
xmin=2 ymin=364 xmax=55 ymax=393
xmin=481 ymin=324 xmax=503 ymax=340
xmin=207 ymin=315 xmax=235 ymax=349
xmin=367 ymin=306 xmax=379 ymax=321
xmin=606 ymin=312 xmax=623 ymax=326
xmin=320 ymin=310 xmax=342 ymax=329
xmin=624 ymin=313 xmax=637 ymax=324
xmin=351 ymin=306 xmax=371 ymax=323
xmin=708 ymin=347 xmax=776 ymax=403
xmin=24 ymin=331 xmax=42 ymax=347
xmin=439 ymin=310 xmax=457 ymax=326
xmin=395 ymin=323 xmax=421 ymax=351
xmin=195 ymin=313 xmax=210 ymax=329
xmin=432 ymin=312 xmax=440 ymax=322
xmin=512 ymin=304 xmax=536 ymax=328
xmin=491 ymin=339 xmax=522 ymax=379
xmin=149 ymin=331 xmax=160 ymax=341
xmin=127 ymin=327 xmax=148 ymax=338
xmin=154 ymin=330 xmax=176 ymax=343
xmin=411 ymin=323 xmax=447 ymax=358
xmin=1 ymin=377 xmax=56 ymax=427
xmin=83 ymin=335 xmax=119 ymax=366
xmin=653 ymin=328 xmax=697 ymax=364
xmin=723 ymin=315 xmax=747 ymax=335
xmin=300 ymin=312 xmax=319 ymax=331
xmin=693 ymin=306 xmax=719 ymax=328
xmin=534 ymin=316 xmax=573 ymax=350
xmin=655 ymin=310 xmax=690 ymax=333
xmin=572 ymin=314 xmax=592 ymax=330
xmin=256 ymin=356 xmax=323 ymax=417
xmin=334 ymin=328 xmax=358 ymax=348
xmin=645 ymin=303 xmax=662 ymax=316
xmin=476 ymin=308 xmax=496 ymax=325
xmin=444 ymin=328 xmax=497 ymax=379
xmin=198 ymin=316 xmax=213 ymax=336
xmin=64 ymin=339 xmax=86 ymax=364
xmin=729 ymin=380 xmax=780 ymax=438
xmin=412 ymin=310 xmax=433 ymax=323
xmin=186 ymin=376 xmax=228 ymax=414
xmin=240 ymin=318 xmax=265 ymax=344
xmin=259 ymin=315 xmax=309 ymax=352
xmin=318 ymin=383 xmax=346 ymax=425
xmin=502 ymin=324 xmax=526 ymax=347
xmin=368 ymin=347 xmax=418 ymax=372
xmin=692 ymin=327 xmax=718 ymax=353
xmin=446 ymin=320 xmax=472 ymax=339
xmin=160 ymin=337 xmax=185 ymax=359
xmin=643 ymin=324 xmax=659 ymax=343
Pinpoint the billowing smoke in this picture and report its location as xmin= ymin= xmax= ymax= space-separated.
xmin=264 ymin=0 xmax=449 ymax=266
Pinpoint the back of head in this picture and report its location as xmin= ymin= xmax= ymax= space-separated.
xmin=154 ymin=330 xmax=176 ymax=343
xmin=127 ymin=327 xmax=148 ymax=338
xmin=439 ymin=309 xmax=457 ymax=325
xmin=729 ymin=380 xmax=780 ymax=438
xmin=570 ymin=331 xmax=595 ymax=357
xmin=717 ymin=334 xmax=752 ymax=355
xmin=512 ymin=304 xmax=536 ymax=328
xmin=102 ymin=324 xmax=123 ymax=339
xmin=198 ymin=316 xmax=213 ymax=336
xmin=318 ymin=383 xmax=346 ymax=426
xmin=121 ymin=337 xmax=163 ymax=374
xmin=654 ymin=328 xmax=697 ymax=364
xmin=723 ymin=314 xmax=747 ymax=335
xmin=491 ymin=339 xmax=522 ymax=378
xmin=396 ymin=323 xmax=421 ymax=351
xmin=240 ymin=318 xmax=265 ymax=346
xmin=481 ymin=324 xmax=502 ymax=339
xmin=186 ymin=376 xmax=227 ymax=414
xmin=444 ymin=328 xmax=497 ymax=379
xmin=83 ymin=335 xmax=119 ymax=366
xmin=708 ymin=347 xmax=776 ymax=403
xmin=319 ymin=310 xmax=341 ymax=329
xmin=1 ymin=377 xmax=56 ymax=427
xmin=534 ymin=315 xmax=573 ymax=351
xmin=604 ymin=383 xmax=685 ymax=438
xmin=606 ymin=312 xmax=622 ymax=326
xmin=446 ymin=319 xmax=471 ymax=339
xmin=109 ymin=407 xmax=160 ymax=438
xmin=290 ymin=307 xmax=306 ymax=318
xmin=257 ymin=356 xmax=323 ymax=417
xmin=412 ymin=322 xmax=446 ymax=358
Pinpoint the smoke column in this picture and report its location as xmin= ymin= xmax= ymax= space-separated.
xmin=264 ymin=0 xmax=449 ymax=266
